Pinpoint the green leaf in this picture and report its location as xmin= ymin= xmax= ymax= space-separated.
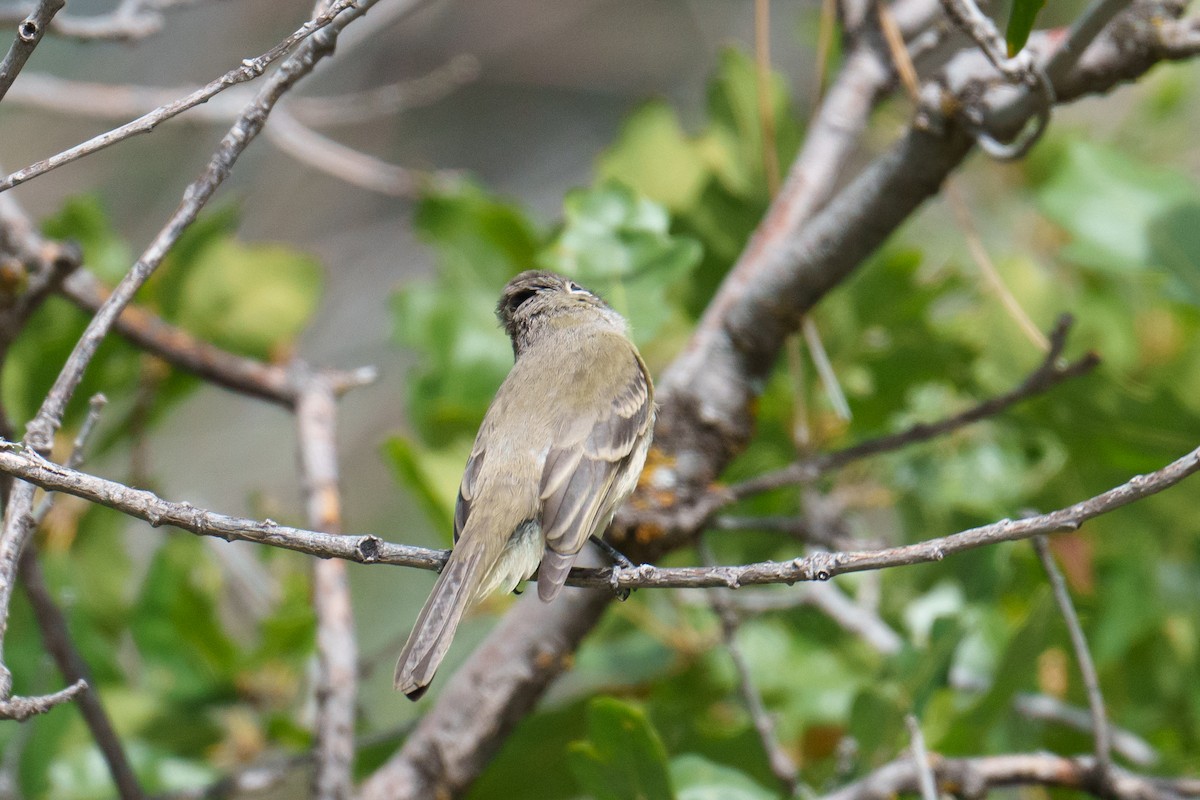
xmin=1036 ymin=139 xmax=1198 ymax=274
xmin=1005 ymin=0 xmax=1046 ymax=56
xmin=42 ymin=195 xmax=133 ymax=283
xmin=568 ymin=697 xmax=675 ymax=800
xmin=539 ymin=182 xmax=702 ymax=342
xmin=156 ymin=237 xmax=322 ymax=360
xmin=382 ymin=435 xmax=471 ymax=536
xmin=670 ymin=754 xmax=774 ymax=800
xmin=598 ymin=101 xmax=710 ymax=212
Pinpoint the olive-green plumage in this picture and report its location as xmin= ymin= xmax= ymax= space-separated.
xmin=394 ymin=271 xmax=654 ymax=699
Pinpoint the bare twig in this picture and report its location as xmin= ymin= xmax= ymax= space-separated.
xmin=0 ymin=677 xmax=86 ymax=720
xmin=288 ymin=54 xmax=481 ymax=126
xmin=702 ymin=541 xmax=799 ymax=795
xmin=729 ymin=315 xmax=1095 ymax=501
xmin=0 ymin=0 xmax=360 ymax=194
xmin=939 ymin=0 xmax=1036 ymax=82
xmin=267 ymin=105 xmax=432 ymax=197
xmin=1033 ymin=536 xmax=1113 ymax=788
xmin=945 ymin=180 xmax=1050 ymax=351
xmin=906 ymin=715 xmax=938 ymax=800
xmin=0 ymin=0 xmax=63 ymax=103
xmin=32 ymin=392 xmax=107 ymax=524
xmin=823 ymin=752 xmax=1200 ymax=800
xmin=295 ymin=372 xmax=356 ymax=800
xmin=1015 ymin=694 xmax=1158 ymax=767
xmin=20 ymin=550 xmax=145 ymax=797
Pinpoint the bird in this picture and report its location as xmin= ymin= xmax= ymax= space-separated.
xmin=394 ymin=270 xmax=655 ymax=700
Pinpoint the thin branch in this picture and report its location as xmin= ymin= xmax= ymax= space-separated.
xmin=729 ymin=315 xmax=1096 ymax=501
xmin=32 ymin=392 xmax=106 ymax=524
xmin=0 ymin=676 xmax=86 ymax=720
xmin=905 ymin=715 xmax=938 ymax=800
xmin=0 ymin=0 xmax=361 ymax=194
xmin=945 ymin=180 xmax=1050 ymax=352
xmin=19 ymin=550 xmax=145 ymax=797
xmin=701 ymin=541 xmax=799 ymax=795
xmin=58 ymin=270 xmax=376 ymax=408
xmin=939 ymin=0 xmax=1037 ymax=82
xmin=288 ymin=54 xmax=480 ymax=126
xmin=266 ymin=105 xmax=435 ymax=197
xmin=824 ymin=752 xmax=1200 ymax=800
xmin=1015 ymin=694 xmax=1158 ymax=767
xmin=1034 ymin=535 xmax=1113 ymax=788
xmin=295 ymin=372 xmax=356 ymax=800
xmin=0 ymin=0 xmax=386 ymax=705
xmin=0 ymin=433 xmax=1196 ymax=595
xmin=0 ymin=0 xmax=63 ymax=103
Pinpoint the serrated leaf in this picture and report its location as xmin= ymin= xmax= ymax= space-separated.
xmin=568 ymin=697 xmax=675 ymax=800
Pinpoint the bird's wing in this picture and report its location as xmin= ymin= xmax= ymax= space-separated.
xmin=453 ymin=437 xmax=486 ymax=544
xmin=536 ymin=345 xmax=653 ymax=599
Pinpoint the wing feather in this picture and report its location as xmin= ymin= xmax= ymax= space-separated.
xmin=536 ymin=349 xmax=653 ymax=600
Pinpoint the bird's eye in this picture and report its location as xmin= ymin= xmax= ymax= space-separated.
xmin=567 ymin=281 xmax=586 ymax=294
xmin=506 ymin=288 xmax=538 ymax=310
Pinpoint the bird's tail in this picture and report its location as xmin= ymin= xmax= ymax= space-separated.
xmin=394 ymin=532 xmax=494 ymax=700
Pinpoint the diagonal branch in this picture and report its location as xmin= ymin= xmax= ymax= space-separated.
xmin=1034 ymin=536 xmax=1113 ymax=789
xmin=728 ymin=315 xmax=1097 ymax=502
xmin=59 ymin=269 xmax=375 ymax=408
xmin=0 ymin=0 xmax=62 ymax=103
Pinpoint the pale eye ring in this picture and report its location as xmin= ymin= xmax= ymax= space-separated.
xmin=567 ymin=281 xmax=586 ymax=294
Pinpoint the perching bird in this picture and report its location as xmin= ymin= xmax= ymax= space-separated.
xmin=394 ymin=270 xmax=655 ymax=699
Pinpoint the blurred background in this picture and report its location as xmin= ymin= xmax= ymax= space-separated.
xmin=3 ymin=0 xmax=1200 ymax=796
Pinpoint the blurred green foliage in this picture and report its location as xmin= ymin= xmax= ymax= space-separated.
xmin=1 ymin=200 xmax=324 ymax=797
xmin=6 ymin=37 xmax=1200 ymax=800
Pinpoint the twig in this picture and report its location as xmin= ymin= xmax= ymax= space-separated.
xmin=1033 ymin=536 xmax=1113 ymax=790
xmin=1043 ymin=0 xmax=1134 ymax=86
xmin=729 ymin=315 xmax=1096 ymax=501
xmin=31 ymin=392 xmax=107 ymax=524
xmin=0 ymin=0 xmax=63 ymax=103
xmin=944 ymin=180 xmax=1050 ymax=352
xmin=701 ymin=541 xmax=799 ymax=795
xmin=1015 ymin=694 xmax=1157 ymax=767
xmin=288 ymin=54 xmax=481 ymax=126
xmin=0 ymin=0 xmax=385 ymax=705
xmin=20 ymin=550 xmax=145 ymax=797
xmin=939 ymin=0 xmax=1036 ymax=82
xmin=0 ymin=677 xmax=85 ymax=720
xmin=266 ymin=105 xmax=433 ymax=197
xmin=878 ymin=0 xmax=921 ymax=100
xmin=58 ymin=270 xmax=376 ymax=408
xmin=0 ymin=0 xmax=359 ymax=194
xmin=905 ymin=715 xmax=938 ymax=800
xmin=295 ymin=372 xmax=356 ymax=800
xmin=0 ymin=434 xmax=1196 ymax=594
xmin=822 ymin=752 xmax=1200 ymax=800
